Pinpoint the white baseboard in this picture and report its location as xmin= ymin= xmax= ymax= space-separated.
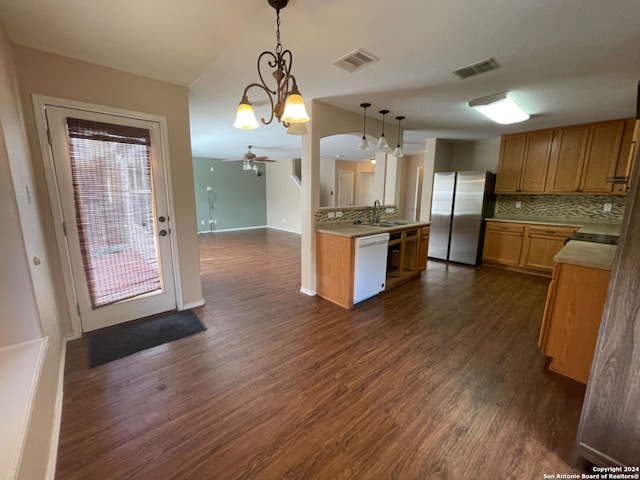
xmin=45 ymin=339 xmax=66 ymax=480
xmin=197 ymin=225 xmax=267 ymax=234
xmin=181 ymin=299 xmax=205 ymax=310
xmin=267 ymin=226 xmax=302 ymax=235
xmin=300 ymin=287 xmax=316 ymax=296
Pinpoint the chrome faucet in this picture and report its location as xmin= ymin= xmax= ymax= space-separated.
xmin=372 ymin=199 xmax=381 ymax=224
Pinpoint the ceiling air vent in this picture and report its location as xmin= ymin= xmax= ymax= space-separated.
xmin=453 ymin=58 xmax=500 ymax=80
xmin=333 ymin=49 xmax=379 ymax=73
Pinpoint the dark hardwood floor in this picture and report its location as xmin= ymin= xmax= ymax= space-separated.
xmin=57 ymin=228 xmax=587 ymax=479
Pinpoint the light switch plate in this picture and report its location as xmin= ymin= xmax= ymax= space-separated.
xmin=335 ymin=211 xmax=343 ymax=217
xmin=515 ymin=201 xmax=522 ymax=208
xmin=327 ymin=211 xmax=336 ymax=219
xmin=603 ymin=203 xmax=612 ymax=213
xmin=385 ymin=208 xmax=394 ymax=213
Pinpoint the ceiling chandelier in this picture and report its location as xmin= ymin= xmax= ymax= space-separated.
xmin=233 ymin=0 xmax=309 ymax=132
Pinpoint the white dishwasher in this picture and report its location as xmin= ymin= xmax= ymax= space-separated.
xmin=353 ymin=232 xmax=390 ymax=304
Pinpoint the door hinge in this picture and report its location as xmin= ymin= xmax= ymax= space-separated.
xmin=47 ymin=129 xmax=52 ymax=145
xmin=76 ymin=303 xmax=81 ymax=317
xmin=62 ymin=222 xmax=67 ymax=236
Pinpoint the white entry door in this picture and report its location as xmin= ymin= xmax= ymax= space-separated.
xmin=44 ymin=105 xmax=176 ymax=332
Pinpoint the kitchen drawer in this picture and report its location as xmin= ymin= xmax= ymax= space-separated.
xmin=528 ymin=226 xmax=577 ymax=238
xmin=486 ymin=222 xmax=525 ymax=234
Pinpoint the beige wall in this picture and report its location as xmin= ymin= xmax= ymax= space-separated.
xmin=266 ymin=160 xmax=302 ymax=234
xmin=0 ymin=32 xmax=42 ymax=345
xmin=300 ymin=101 xmax=388 ymax=293
xmin=450 ymin=138 xmax=501 ymax=173
xmin=12 ymin=45 xmax=203 ymax=312
xmin=0 ymin=28 xmax=70 ymax=480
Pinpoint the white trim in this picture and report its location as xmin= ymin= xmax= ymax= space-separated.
xmin=157 ymin=118 xmax=184 ymax=313
xmin=267 ymin=226 xmax=302 ymax=235
xmin=197 ymin=226 xmax=303 ymax=235
xmin=181 ymin=299 xmax=205 ymax=309
xmin=300 ymin=287 xmax=316 ymax=296
xmin=44 ymin=339 xmax=66 ymax=480
xmin=31 ymin=94 xmax=183 ymax=335
xmin=198 ymin=225 xmax=268 ymax=234
xmin=0 ymin=337 xmax=48 ymax=480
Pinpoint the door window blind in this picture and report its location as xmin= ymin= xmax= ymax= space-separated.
xmin=66 ymin=117 xmax=162 ymax=308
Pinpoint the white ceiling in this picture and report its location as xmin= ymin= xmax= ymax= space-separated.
xmin=1 ymin=0 xmax=639 ymax=162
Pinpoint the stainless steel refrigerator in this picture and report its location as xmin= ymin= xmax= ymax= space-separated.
xmin=428 ymin=171 xmax=496 ymax=265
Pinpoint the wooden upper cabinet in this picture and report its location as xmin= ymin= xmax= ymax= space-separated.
xmin=547 ymin=119 xmax=626 ymax=193
xmin=546 ymin=125 xmax=590 ymax=193
xmin=495 ymin=134 xmax=526 ymax=193
xmin=497 ymin=118 xmax=632 ymax=195
xmin=580 ymin=120 xmax=625 ymax=193
xmin=495 ymin=131 xmax=552 ymax=193
xmin=520 ymin=130 xmax=553 ymax=192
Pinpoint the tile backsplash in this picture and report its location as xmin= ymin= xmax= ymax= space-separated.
xmin=315 ymin=206 xmax=398 ymax=223
xmin=496 ymin=194 xmax=626 ymax=220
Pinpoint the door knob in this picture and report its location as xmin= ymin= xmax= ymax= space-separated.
xmin=159 ymin=229 xmax=168 ymax=236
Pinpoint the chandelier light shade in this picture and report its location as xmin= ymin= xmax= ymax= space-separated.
xmin=376 ymin=109 xmax=390 ymax=148
xmin=233 ymin=95 xmax=261 ymax=129
xmin=286 ymin=120 xmax=309 ymax=135
xmin=394 ymin=115 xmax=405 ymax=157
xmin=233 ymin=0 xmax=309 ymax=133
xmin=468 ymin=92 xmax=530 ymax=124
xmin=358 ymin=102 xmax=371 ymax=151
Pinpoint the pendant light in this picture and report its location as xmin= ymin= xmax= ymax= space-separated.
xmin=358 ymin=102 xmax=371 ymax=150
xmin=394 ymin=116 xmax=405 ymax=157
xmin=377 ymin=110 xmax=390 ymax=148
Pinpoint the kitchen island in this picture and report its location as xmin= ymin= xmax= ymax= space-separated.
xmin=315 ymin=220 xmax=430 ymax=308
xmin=537 ymin=229 xmax=617 ymax=384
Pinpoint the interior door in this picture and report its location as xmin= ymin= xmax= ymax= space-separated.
xmin=338 ymin=170 xmax=354 ymax=206
xmin=45 ymin=105 xmax=176 ymax=332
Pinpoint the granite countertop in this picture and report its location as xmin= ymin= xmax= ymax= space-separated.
xmin=554 ymin=241 xmax=617 ymax=270
xmin=486 ymin=215 xmax=621 ymax=270
xmin=486 ymin=216 xmax=622 ymax=236
xmin=316 ymin=219 xmax=430 ymax=238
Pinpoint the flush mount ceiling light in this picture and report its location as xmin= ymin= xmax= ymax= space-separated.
xmin=377 ymin=109 xmax=390 ymax=148
xmin=468 ymin=92 xmax=530 ymax=125
xmin=233 ymin=0 xmax=309 ymax=132
xmin=358 ymin=102 xmax=371 ymax=150
xmin=393 ymin=116 xmax=405 ymax=157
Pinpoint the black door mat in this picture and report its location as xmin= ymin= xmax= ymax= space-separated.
xmin=88 ymin=310 xmax=207 ymax=368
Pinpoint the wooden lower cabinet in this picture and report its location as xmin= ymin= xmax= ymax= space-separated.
xmin=317 ymin=225 xmax=430 ymax=308
xmin=482 ymin=221 xmax=578 ymax=275
xmin=538 ymin=262 xmax=611 ymax=384
xmin=418 ymin=226 xmax=430 ymax=272
xmin=316 ymin=232 xmax=354 ymax=309
xmin=386 ymin=227 xmax=422 ymax=288
xmin=482 ymin=222 xmax=525 ymax=265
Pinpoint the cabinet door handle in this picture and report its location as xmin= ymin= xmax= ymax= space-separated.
xmin=545 ymin=230 xmax=557 ymax=234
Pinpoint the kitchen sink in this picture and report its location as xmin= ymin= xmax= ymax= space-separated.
xmin=360 ymin=220 xmax=412 ymax=227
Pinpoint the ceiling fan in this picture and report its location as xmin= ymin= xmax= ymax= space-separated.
xmin=225 ymin=146 xmax=275 ymax=176
xmin=225 ymin=145 xmax=276 ymax=162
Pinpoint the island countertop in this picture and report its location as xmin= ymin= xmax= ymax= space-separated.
xmin=316 ymin=220 xmax=430 ymax=238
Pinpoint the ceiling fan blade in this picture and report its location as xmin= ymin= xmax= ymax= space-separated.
xmin=255 ymin=158 xmax=276 ymax=162
xmin=254 ymin=156 xmax=270 ymax=160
